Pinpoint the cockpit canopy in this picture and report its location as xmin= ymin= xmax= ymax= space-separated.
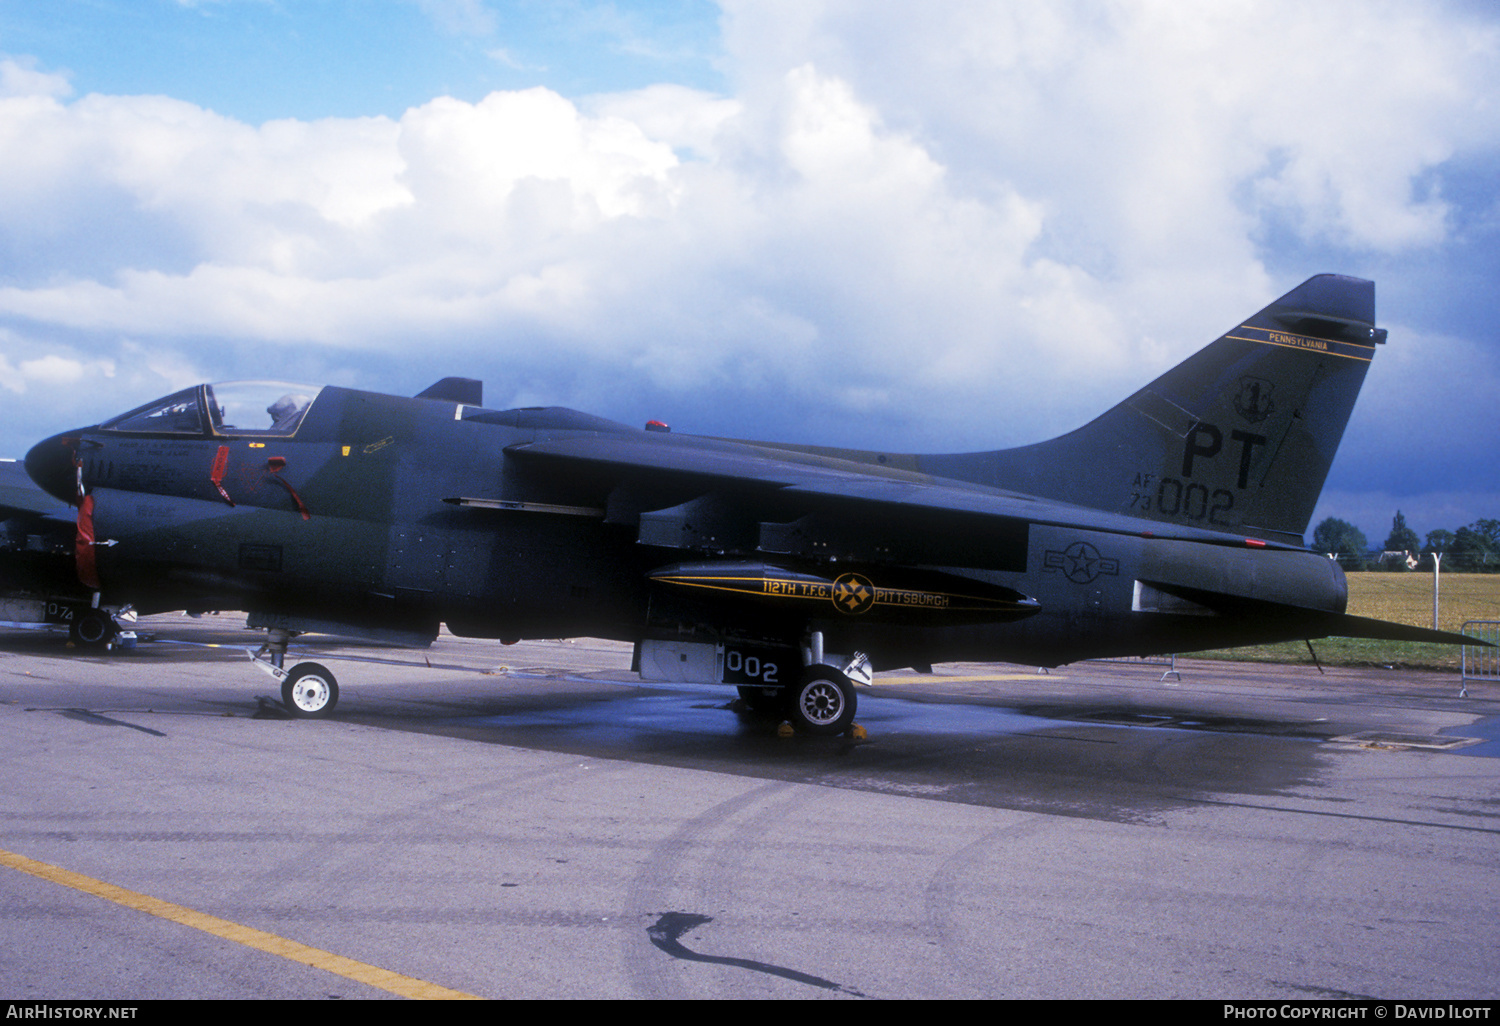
xmin=101 ymin=382 xmax=324 ymax=437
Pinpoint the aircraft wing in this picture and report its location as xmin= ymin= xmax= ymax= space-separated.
xmin=503 ymin=434 xmax=1304 ymax=553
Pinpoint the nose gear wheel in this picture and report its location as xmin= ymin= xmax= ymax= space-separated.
xmin=281 ymin=662 xmax=339 ymax=718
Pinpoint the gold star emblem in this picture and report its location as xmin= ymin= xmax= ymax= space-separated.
xmin=831 ymin=573 xmax=875 ymax=615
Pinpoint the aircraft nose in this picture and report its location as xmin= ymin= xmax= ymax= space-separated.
xmin=24 ymin=431 xmax=84 ymax=504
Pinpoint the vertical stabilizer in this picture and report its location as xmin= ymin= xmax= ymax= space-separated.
xmin=922 ymin=275 xmax=1385 ymax=544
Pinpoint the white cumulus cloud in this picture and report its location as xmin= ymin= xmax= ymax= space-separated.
xmin=0 ymin=0 xmax=1497 ymax=509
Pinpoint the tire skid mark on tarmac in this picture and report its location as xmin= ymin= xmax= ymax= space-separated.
xmin=920 ymin=813 xmax=1051 ymax=999
xmin=625 ymin=778 xmax=870 ymax=998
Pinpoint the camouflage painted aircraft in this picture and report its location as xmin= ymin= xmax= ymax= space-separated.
xmin=0 ymin=459 xmax=113 ymax=644
xmin=19 ymin=274 xmax=1474 ymax=731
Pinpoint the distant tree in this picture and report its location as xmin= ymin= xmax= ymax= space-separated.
xmin=1312 ymin=517 xmax=1369 ymax=571
xmin=1451 ymin=525 xmax=1498 ymax=572
xmin=1472 ymin=518 xmax=1500 ymax=550
xmin=1381 ymin=511 xmax=1421 ymax=569
xmin=1425 ymin=529 xmax=1456 ymax=554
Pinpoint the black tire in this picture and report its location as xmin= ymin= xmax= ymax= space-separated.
xmin=70 ymin=611 xmax=116 ymax=649
xmin=787 ymin=667 xmax=856 ymax=736
xmin=736 ymin=685 xmax=785 ymax=717
xmin=281 ymin=662 xmax=339 ymax=718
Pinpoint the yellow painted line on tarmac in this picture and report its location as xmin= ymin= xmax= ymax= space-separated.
xmin=0 ymin=848 xmax=481 ymax=1000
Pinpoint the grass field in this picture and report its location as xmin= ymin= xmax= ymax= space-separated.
xmin=1185 ymin=572 xmax=1500 ymax=670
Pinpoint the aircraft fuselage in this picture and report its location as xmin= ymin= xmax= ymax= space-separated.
xmin=27 ymin=276 xmax=1466 ymax=726
xmin=27 ymin=380 xmax=1348 ymax=671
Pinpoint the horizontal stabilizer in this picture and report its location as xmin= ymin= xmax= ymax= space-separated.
xmin=1143 ymin=580 xmax=1487 ymax=648
xmin=1306 ymin=611 xmax=1486 ymax=648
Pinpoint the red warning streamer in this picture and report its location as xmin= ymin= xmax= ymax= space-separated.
xmin=75 ymin=494 xmax=100 ymax=590
xmin=209 ymin=445 xmax=234 ymax=506
xmin=265 ymin=457 xmax=311 ymax=520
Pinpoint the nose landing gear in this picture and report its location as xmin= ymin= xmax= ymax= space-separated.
xmin=69 ymin=609 xmax=117 ymax=649
xmin=249 ymin=628 xmax=340 ymax=718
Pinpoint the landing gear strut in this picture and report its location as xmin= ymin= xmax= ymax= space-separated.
xmin=250 ymin=627 xmax=340 ymax=718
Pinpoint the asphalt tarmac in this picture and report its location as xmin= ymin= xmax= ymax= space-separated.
xmin=1 ymin=613 xmax=1497 ymax=1000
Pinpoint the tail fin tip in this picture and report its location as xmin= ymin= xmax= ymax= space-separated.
xmin=1266 ymin=274 xmax=1383 ymax=341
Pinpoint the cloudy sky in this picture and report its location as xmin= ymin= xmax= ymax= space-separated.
xmin=1 ymin=0 xmax=1497 ymax=545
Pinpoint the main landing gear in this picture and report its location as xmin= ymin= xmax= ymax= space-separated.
xmin=787 ymin=664 xmax=858 ymax=736
xmin=250 ymin=627 xmax=340 ymax=718
xmin=785 ymin=630 xmax=870 ymax=736
xmin=733 ymin=634 xmax=870 ymax=736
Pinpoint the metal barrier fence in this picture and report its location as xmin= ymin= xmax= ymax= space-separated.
xmin=1086 ymin=653 xmax=1180 ymax=683
xmin=1461 ymin=621 xmax=1500 ymax=699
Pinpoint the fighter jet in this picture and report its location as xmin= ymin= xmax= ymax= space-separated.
xmin=22 ymin=274 xmax=1473 ymax=731
xmin=0 ymin=459 xmax=118 ymax=645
